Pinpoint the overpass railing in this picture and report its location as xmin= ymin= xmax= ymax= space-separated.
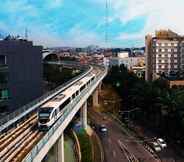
xmin=0 ymin=63 xmax=92 ymax=132
xmin=23 ymin=66 xmax=107 ymax=162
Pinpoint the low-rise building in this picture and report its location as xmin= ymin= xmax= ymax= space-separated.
xmin=109 ymin=56 xmax=145 ymax=70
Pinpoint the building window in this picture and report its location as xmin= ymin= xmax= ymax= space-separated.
xmin=174 ymin=59 xmax=177 ymax=63
xmin=174 ymin=54 xmax=177 ymax=58
xmin=161 ymin=43 xmax=165 ymax=47
xmin=162 ymin=65 xmax=165 ymax=69
xmin=0 ymin=55 xmax=6 ymax=65
xmin=174 ymin=43 xmax=178 ymax=47
xmin=161 ymin=60 xmax=165 ymax=63
xmin=159 ymin=60 xmax=162 ymax=63
xmin=174 ymin=65 xmax=178 ymax=69
xmin=168 ymin=43 xmax=171 ymax=46
xmin=161 ymin=49 xmax=165 ymax=52
xmin=0 ymin=89 xmax=9 ymax=100
xmin=0 ymin=72 xmax=8 ymax=84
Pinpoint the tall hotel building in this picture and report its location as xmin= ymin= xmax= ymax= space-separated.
xmin=145 ymin=30 xmax=184 ymax=81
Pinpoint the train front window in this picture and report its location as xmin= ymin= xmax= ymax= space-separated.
xmin=39 ymin=107 xmax=53 ymax=118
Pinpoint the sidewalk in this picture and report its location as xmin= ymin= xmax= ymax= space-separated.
xmin=86 ymin=126 xmax=104 ymax=162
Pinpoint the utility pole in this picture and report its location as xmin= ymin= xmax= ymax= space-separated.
xmin=105 ymin=0 xmax=109 ymax=45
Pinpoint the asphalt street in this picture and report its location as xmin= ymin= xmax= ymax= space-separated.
xmin=89 ymin=110 xmax=160 ymax=162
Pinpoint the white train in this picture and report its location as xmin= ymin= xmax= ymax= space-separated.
xmin=38 ymin=73 xmax=96 ymax=130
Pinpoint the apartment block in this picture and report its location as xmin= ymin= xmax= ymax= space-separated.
xmin=145 ymin=30 xmax=184 ymax=81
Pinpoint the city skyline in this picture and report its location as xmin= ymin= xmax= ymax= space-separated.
xmin=0 ymin=0 xmax=184 ymax=47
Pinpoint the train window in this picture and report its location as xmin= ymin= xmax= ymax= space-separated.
xmin=76 ymin=91 xmax=79 ymax=96
xmin=39 ymin=107 xmax=53 ymax=118
xmin=80 ymin=85 xmax=85 ymax=92
xmin=87 ymin=81 xmax=90 ymax=86
xmin=59 ymin=98 xmax=71 ymax=110
xmin=72 ymin=93 xmax=75 ymax=99
xmin=52 ymin=110 xmax=57 ymax=118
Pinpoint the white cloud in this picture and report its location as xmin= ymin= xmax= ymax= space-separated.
xmin=111 ymin=0 xmax=184 ymax=43
xmin=116 ymin=32 xmax=143 ymax=40
xmin=64 ymin=25 xmax=106 ymax=47
xmin=2 ymin=0 xmax=38 ymax=17
xmin=47 ymin=0 xmax=63 ymax=9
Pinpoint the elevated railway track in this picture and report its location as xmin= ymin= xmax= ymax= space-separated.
xmin=0 ymin=64 xmax=106 ymax=162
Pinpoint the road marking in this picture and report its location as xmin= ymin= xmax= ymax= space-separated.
xmin=113 ymin=150 xmax=116 ymax=158
xmin=108 ymin=138 xmax=112 ymax=144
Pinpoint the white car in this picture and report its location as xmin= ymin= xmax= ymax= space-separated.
xmin=99 ymin=125 xmax=108 ymax=133
xmin=157 ymin=138 xmax=167 ymax=148
xmin=151 ymin=142 xmax=162 ymax=152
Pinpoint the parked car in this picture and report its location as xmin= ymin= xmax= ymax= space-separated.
xmin=150 ymin=142 xmax=162 ymax=152
xmin=157 ymin=138 xmax=167 ymax=148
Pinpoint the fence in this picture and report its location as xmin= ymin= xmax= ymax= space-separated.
xmin=23 ymin=66 xmax=107 ymax=162
xmin=0 ymin=63 xmax=92 ymax=132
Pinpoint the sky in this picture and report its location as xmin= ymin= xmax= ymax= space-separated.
xmin=0 ymin=0 xmax=184 ymax=47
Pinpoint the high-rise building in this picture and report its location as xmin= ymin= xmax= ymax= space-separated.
xmin=145 ymin=30 xmax=184 ymax=81
xmin=0 ymin=38 xmax=43 ymax=112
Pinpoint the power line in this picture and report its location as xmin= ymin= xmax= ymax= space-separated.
xmin=105 ymin=0 xmax=109 ymax=45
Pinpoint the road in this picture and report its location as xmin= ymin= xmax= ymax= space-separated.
xmin=89 ymin=110 xmax=160 ymax=162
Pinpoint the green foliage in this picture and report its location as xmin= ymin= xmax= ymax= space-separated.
xmin=43 ymin=63 xmax=80 ymax=88
xmin=77 ymin=131 xmax=92 ymax=162
xmin=105 ymin=65 xmax=184 ymax=145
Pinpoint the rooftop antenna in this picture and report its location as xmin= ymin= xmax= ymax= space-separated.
xmin=25 ymin=28 xmax=28 ymax=40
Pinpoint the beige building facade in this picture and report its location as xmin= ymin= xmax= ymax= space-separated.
xmin=145 ymin=30 xmax=184 ymax=81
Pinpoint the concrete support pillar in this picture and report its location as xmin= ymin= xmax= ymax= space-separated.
xmin=54 ymin=133 xmax=64 ymax=162
xmin=93 ymin=89 xmax=99 ymax=107
xmin=98 ymin=82 xmax=102 ymax=92
xmin=80 ymin=101 xmax=87 ymax=130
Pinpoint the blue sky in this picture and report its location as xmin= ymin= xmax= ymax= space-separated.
xmin=0 ymin=0 xmax=184 ymax=47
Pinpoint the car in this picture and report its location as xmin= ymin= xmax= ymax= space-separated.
xmin=157 ymin=138 xmax=167 ymax=148
xmin=150 ymin=142 xmax=162 ymax=152
xmin=99 ymin=125 xmax=108 ymax=133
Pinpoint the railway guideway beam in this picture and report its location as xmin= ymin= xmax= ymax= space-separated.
xmin=92 ymin=88 xmax=99 ymax=107
xmin=53 ymin=133 xmax=64 ymax=162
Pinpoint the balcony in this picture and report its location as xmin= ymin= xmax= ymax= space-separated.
xmin=0 ymin=65 xmax=8 ymax=72
xmin=0 ymin=98 xmax=9 ymax=107
xmin=0 ymin=83 xmax=7 ymax=90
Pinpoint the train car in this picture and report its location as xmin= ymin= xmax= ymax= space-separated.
xmin=38 ymin=73 xmax=96 ymax=130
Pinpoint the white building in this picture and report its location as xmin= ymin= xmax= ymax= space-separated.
xmin=117 ymin=52 xmax=129 ymax=58
xmin=109 ymin=57 xmax=145 ymax=69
